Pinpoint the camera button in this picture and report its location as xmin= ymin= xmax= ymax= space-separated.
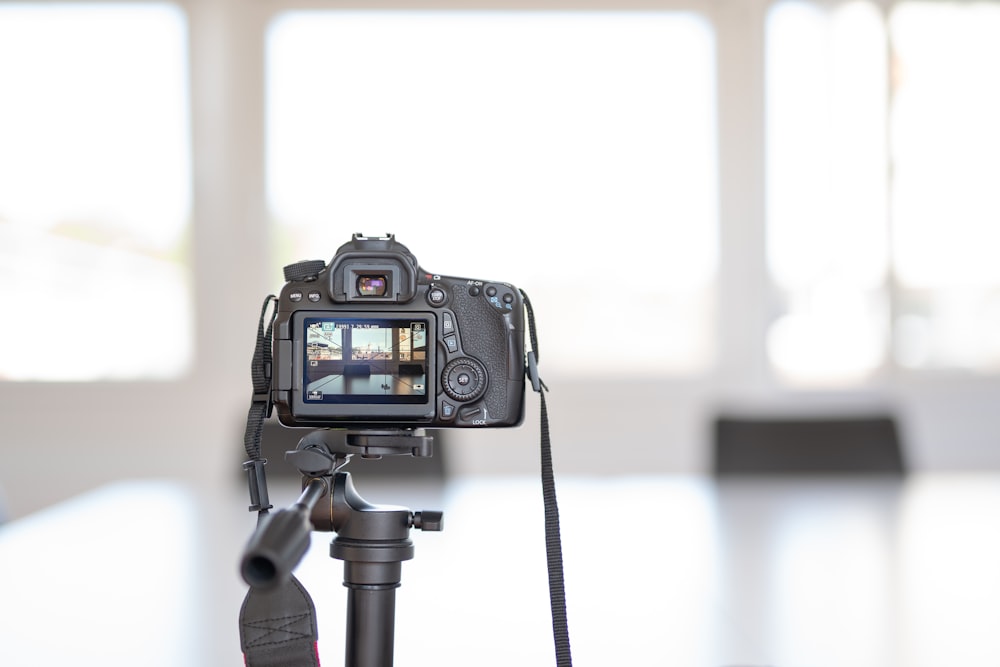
xmin=443 ymin=334 xmax=459 ymax=353
xmin=307 ymin=291 xmax=322 ymax=303
xmin=428 ymin=286 xmax=447 ymax=306
xmin=441 ymin=312 xmax=455 ymax=334
xmin=289 ymin=291 xmax=303 ymax=303
xmin=459 ymin=405 xmax=482 ymax=422
xmin=442 ymin=357 xmax=487 ymax=402
xmin=440 ymin=401 xmax=457 ymax=420
xmin=485 ymin=285 xmax=497 ymax=297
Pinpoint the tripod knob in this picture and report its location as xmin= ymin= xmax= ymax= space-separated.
xmin=286 ymin=445 xmax=341 ymax=476
xmin=412 ymin=510 xmax=443 ymax=531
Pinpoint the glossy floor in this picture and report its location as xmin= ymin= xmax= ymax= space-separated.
xmin=1 ymin=473 xmax=998 ymax=666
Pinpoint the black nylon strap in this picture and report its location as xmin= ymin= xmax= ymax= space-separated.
xmin=244 ymin=295 xmax=279 ymax=514
xmin=245 ymin=294 xmax=278 ymax=461
xmin=521 ymin=290 xmax=573 ymax=667
xmin=240 ymin=575 xmax=320 ymax=667
xmin=539 ymin=389 xmax=572 ymax=666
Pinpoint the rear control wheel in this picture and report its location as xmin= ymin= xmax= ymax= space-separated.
xmin=441 ymin=357 xmax=488 ymax=402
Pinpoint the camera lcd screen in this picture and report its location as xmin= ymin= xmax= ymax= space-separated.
xmin=302 ymin=317 xmax=429 ymax=405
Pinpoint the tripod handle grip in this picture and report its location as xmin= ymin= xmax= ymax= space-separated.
xmin=240 ymin=479 xmax=326 ymax=588
xmin=240 ymin=508 xmax=312 ymax=588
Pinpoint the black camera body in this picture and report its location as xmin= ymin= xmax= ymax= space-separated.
xmin=271 ymin=234 xmax=526 ymax=429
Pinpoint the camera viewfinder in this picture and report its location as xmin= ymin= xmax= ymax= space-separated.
xmin=357 ymin=275 xmax=388 ymax=297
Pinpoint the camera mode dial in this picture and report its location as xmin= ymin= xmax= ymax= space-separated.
xmin=283 ymin=259 xmax=326 ymax=282
xmin=442 ymin=357 xmax=488 ymax=402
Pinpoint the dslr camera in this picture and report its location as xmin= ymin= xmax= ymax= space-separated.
xmin=270 ymin=233 xmax=526 ymax=429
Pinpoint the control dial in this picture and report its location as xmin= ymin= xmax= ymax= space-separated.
xmin=441 ymin=357 xmax=488 ymax=402
xmin=283 ymin=259 xmax=326 ymax=282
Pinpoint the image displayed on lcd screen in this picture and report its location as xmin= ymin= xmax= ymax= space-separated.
xmin=303 ymin=317 xmax=428 ymax=404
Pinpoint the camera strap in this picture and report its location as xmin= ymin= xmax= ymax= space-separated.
xmin=239 ymin=295 xmax=322 ymax=667
xmin=521 ymin=289 xmax=574 ymax=667
xmin=243 ymin=294 xmax=277 ymax=516
xmin=240 ymin=576 xmax=321 ymax=667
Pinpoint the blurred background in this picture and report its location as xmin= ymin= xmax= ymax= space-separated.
xmin=2 ymin=0 xmax=1000 ymax=519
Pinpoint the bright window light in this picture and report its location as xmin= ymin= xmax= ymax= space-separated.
xmin=890 ymin=2 xmax=1000 ymax=371
xmin=0 ymin=4 xmax=192 ymax=381
xmin=266 ymin=11 xmax=718 ymax=377
xmin=765 ymin=0 xmax=888 ymax=385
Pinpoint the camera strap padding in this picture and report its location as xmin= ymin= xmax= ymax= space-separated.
xmin=240 ymin=573 xmax=320 ymax=667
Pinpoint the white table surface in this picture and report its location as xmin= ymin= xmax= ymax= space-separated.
xmin=1 ymin=473 xmax=998 ymax=666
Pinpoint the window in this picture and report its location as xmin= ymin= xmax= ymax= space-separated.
xmin=0 ymin=4 xmax=192 ymax=381
xmin=266 ymin=10 xmax=718 ymax=376
xmin=765 ymin=0 xmax=1000 ymax=385
xmin=890 ymin=2 xmax=1000 ymax=372
xmin=765 ymin=0 xmax=889 ymax=385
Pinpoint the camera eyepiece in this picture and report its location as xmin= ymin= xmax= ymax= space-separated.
xmin=357 ymin=274 xmax=388 ymax=297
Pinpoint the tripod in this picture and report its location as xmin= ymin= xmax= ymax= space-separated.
xmin=241 ymin=429 xmax=443 ymax=667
